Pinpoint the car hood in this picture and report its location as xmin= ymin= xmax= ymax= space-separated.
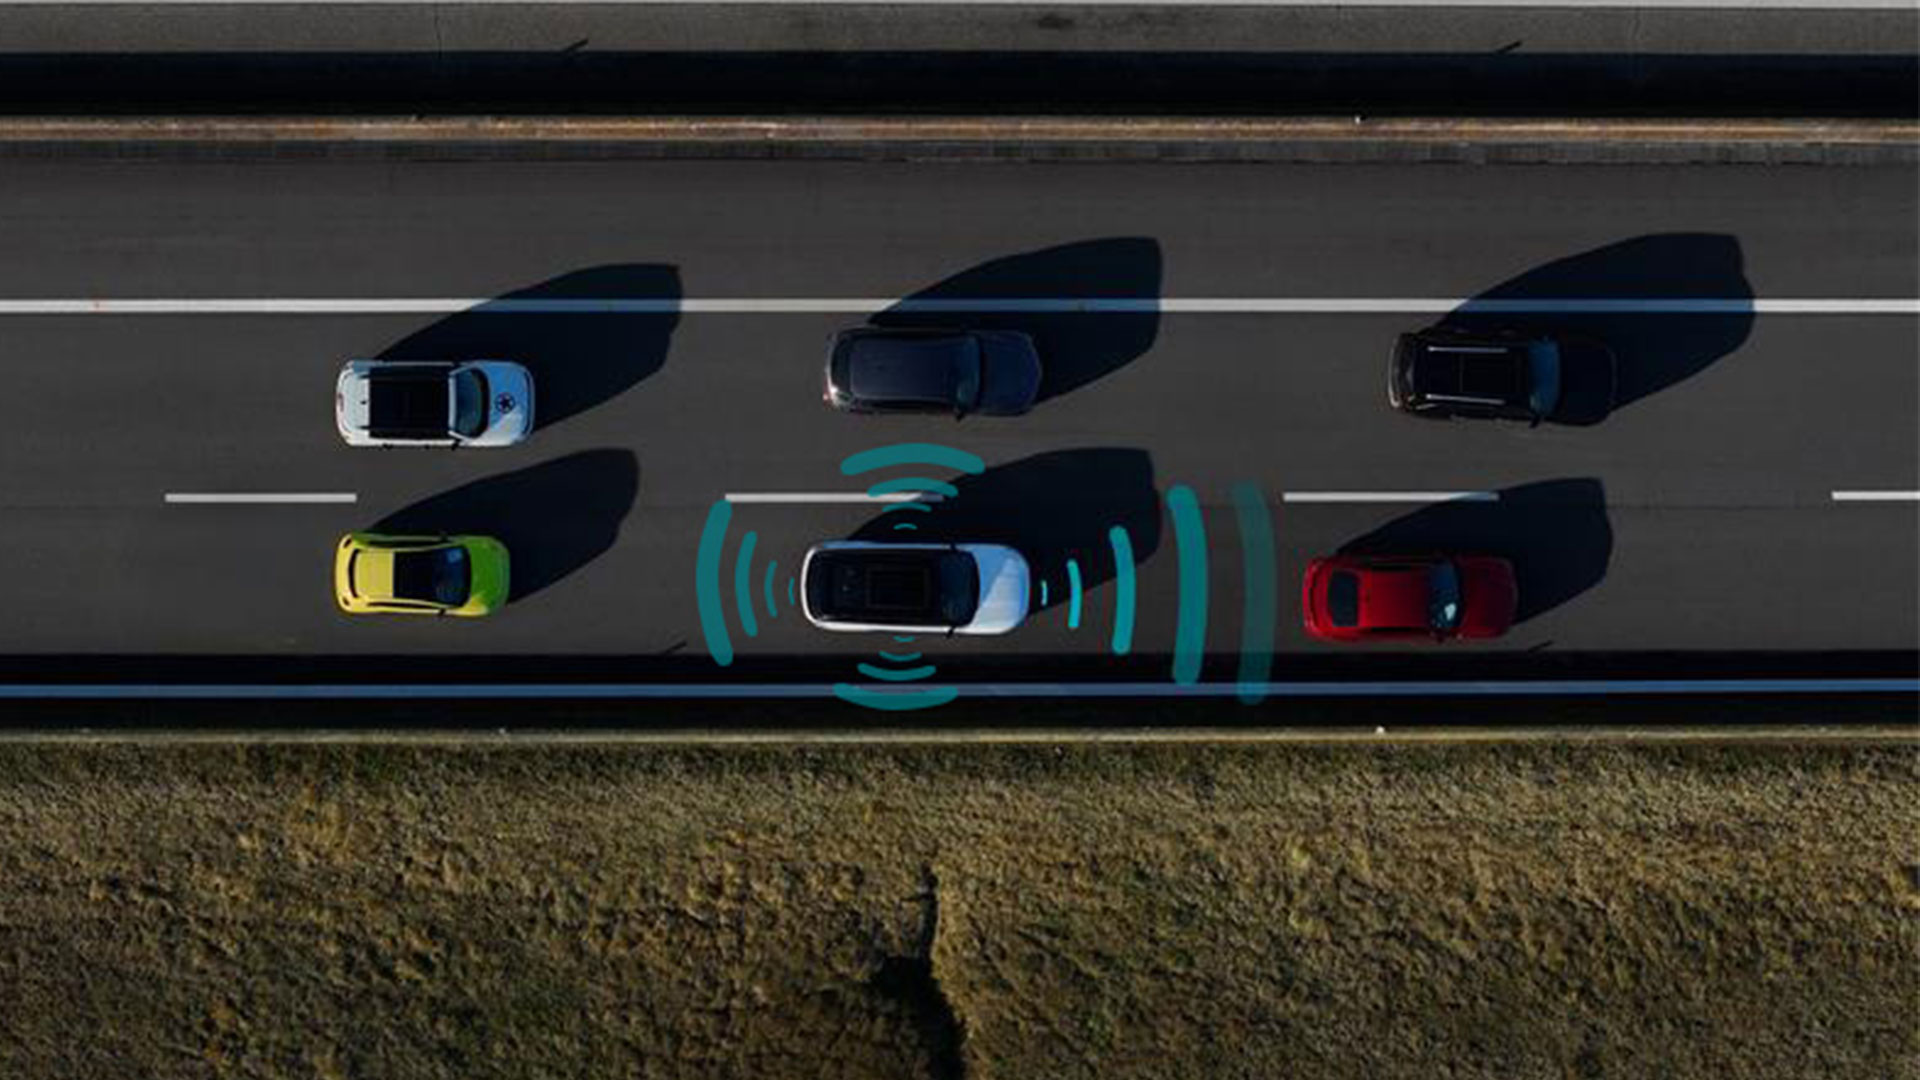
xmin=467 ymin=361 xmax=535 ymax=446
xmin=1457 ymin=557 xmax=1517 ymax=638
xmin=957 ymin=544 xmax=1030 ymax=634
xmin=460 ymin=535 xmax=512 ymax=611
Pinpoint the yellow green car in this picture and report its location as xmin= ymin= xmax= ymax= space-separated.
xmin=334 ymin=533 xmax=510 ymax=617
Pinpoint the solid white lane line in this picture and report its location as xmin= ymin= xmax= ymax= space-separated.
xmin=1832 ymin=490 xmax=1920 ymax=502
xmin=0 ymin=298 xmax=1913 ymax=316
xmin=165 ymin=493 xmax=357 ymax=504
xmin=0 ymin=679 xmax=1910 ymax=700
xmin=725 ymin=492 xmax=946 ymax=504
xmin=1282 ymin=491 xmax=1499 ymax=504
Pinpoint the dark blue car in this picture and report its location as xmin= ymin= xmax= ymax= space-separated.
xmin=824 ymin=327 xmax=1043 ymax=417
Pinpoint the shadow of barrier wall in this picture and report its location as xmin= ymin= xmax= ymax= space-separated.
xmin=379 ymin=264 xmax=681 ymax=432
xmin=0 ymin=52 xmax=1911 ymax=117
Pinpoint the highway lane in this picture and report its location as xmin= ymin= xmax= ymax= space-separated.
xmin=0 ymin=157 xmax=1911 ymax=690
xmin=0 ymin=160 xmax=1912 ymax=298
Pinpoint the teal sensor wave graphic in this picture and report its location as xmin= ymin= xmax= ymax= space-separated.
xmin=696 ymin=500 xmax=798 ymax=667
xmin=1167 ymin=485 xmax=1208 ymax=685
xmin=841 ymin=443 xmax=985 ymax=478
xmin=696 ymin=500 xmax=734 ymax=666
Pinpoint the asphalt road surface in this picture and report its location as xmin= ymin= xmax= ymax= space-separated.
xmin=0 ymin=157 xmax=1912 ymax=699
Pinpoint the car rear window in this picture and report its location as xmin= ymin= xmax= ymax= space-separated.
xmin=1326 ymin=571 xmax=1360 ymax=628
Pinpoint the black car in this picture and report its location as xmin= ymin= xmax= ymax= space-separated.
xmin=1388 ymin=328 xmax=1610 ymax=423
xmin=823 ymin=327 xmax=1043 ymax=416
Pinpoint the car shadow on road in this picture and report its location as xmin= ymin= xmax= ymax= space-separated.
xmin=871 ymin=238 xmax=1162 ymax=404
xmin=851 ymin=447 xmax=1162 ymax=614
xmin=372 ymin=449 xmax=639 ymax=603
xmin=1337 ymin=478 xmax=1612 ymax=624
xmin=377 ymin=264 xmax=681 ymax=431
xmin=1441 ymin=233 xmax=1754 ymax=424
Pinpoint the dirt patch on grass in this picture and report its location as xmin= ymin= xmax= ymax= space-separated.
xmin=0 ymin=739 xmax=1912 ymax=1079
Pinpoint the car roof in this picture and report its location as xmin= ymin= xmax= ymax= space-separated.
xmin=808 ymin=548 xmax=966 ymax=624
xmin=1410 ymin=343 xmax=1527 ymax=403
xmin=845 ymin=334 xmax=972 ymax=403
xmin=366 ymin=367 xmax=450 ymax=438
xmin=1354 ymin=565 xmax=1433 ymax=630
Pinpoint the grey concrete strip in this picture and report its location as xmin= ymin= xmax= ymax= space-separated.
xmin=0 ymin=117 xmax=1911 ymax=165
xmin=0 ymin=116 xmax=1912 ymax=144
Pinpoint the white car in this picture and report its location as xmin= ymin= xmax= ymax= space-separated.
xmin=800 ymin=541 xmax=1030 ymax=635
xmin=335 ymin=360 xmax=534 ymax=447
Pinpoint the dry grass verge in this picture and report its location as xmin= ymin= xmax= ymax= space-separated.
xmin=0 ymin=738 xmax=1913 ymax=1079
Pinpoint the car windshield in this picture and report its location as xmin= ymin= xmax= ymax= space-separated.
xmin=949 ymin=342 xmax=983 ymax=410
xmin=451 ymin=369 xmax=490 ymax=438
xmin=1526 ymin=341 xmax=1562 ymax=416
xmin=1428 ymin=562 xmax=1462 ymax=630
xmin=393 ymin=547 xmax=471 ymax=606
xmin=935 ymin=551 xmax=980 ymax=625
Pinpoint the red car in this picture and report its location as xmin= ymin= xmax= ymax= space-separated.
xmin=1302 ymin=554 xmax=1517 ymax=642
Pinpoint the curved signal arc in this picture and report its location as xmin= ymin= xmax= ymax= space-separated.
xmin=734 ymin=530 xmax=759 ymax=639
xmin=1168 ymin=486 xmax=1209 ymax=685
xmin=856 ymin=662 xmax=939 ymax=682
xmin=695 ymin=501 xmax=734 ymax=666
xmin=841 ymin=443 xmax=985 ymax=477
xmin=866 ymin=476 xmax=960 ymax=499
xmin=833 ymin=684 xmax=959 ymax=711
xmin=1108 ymin=527 xmax=1136 ymax=656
